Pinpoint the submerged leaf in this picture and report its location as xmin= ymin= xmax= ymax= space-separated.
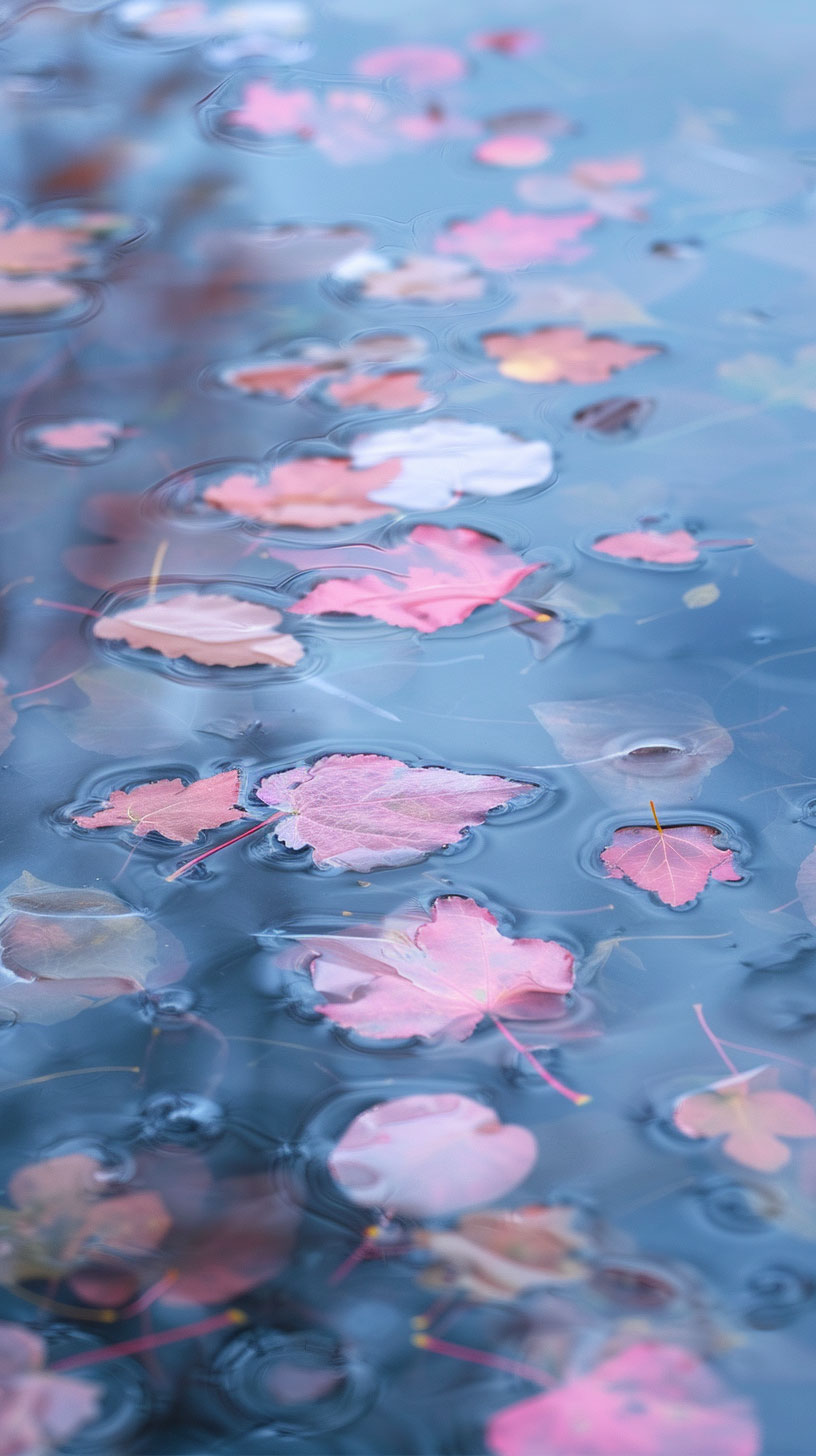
xmin=600 ymin=823 xmax=741 ymax=907
xmin=329 ymin=1093 xmax=537 ymax=1217
xmin=417 ymin=1204 xmax=589 ymax=1300
xmin=483 ymin=327 xmax=660 ymax=383
xmin=94 ymin=593 xmax=304 ymax=668
xmin=674 ymin=1070 xmax=816 ymax=1172
xmin=257 ymin=753 xmax=534 ymax=871
xmin=435 ymin=208 xmax=598 ymax=270
xmin=73 ymin=770 xmax=246 ymax=843
xmin=592 ymin=530 xmax=699 ymax=564
xmin=0 ymin=1321 xmax=100 ymax=1455
xmin=203 ymin=458 xmax=400 ymax=529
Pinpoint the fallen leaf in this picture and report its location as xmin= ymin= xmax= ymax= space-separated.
xmin=470 ymin=29 xmax=541 ymax=56
xmin=35 ymin=421 xmax=121 ymax=454
xmin=475 ymin=135 xmax=552 ymax=167
xmin=417 ymin=1205 xmax=589 ymax=1300
xmin=0 ymin=224 xmax=90 ymax=275
xmin=202 ymin=458 xmax=400 ymax=528
xmin=93 ymin=592 xmax=304 ymax=668
xmin=329 ymin=1093 xmax=537 ymax=1217
xmin=683 ymin=583 xmax=720 ymax=609
xmin=257 ymin=753 xmax=535 ymax=870
xmin=519 ymin=157 xmax=652 ymax=221
xmin=289 ymin=525 xmax=538 ymax=632
xmin=325 ymin=371 xmax=432 ymax=411
xmin=353 ymin=254 xmax=485 ymax=303
xmin=435 ymin=208 xmax=599 ymax=270
xmin=0 ymin=871 xmax=186 ymax=1023
xmin=674 ymin=1069 xmax=816 ymax=1172
xmin=73 ymin=769 xmax=246 ymax=843
xmin=483 ymin=327 xmax=660 ymax=383
xmin=592 ymin=530 xmax=699 ymax=565
xmin=0 ymin=1321 xmax=100 ymax=1455
xmin=531 ymin=691 xmax=733 ymax=806
xmin=349 ymin=418 xmax=555 ymax=511
xmin=573 ymin=397 xmax=655 ymax=434
xmin=354 ymin=44 xmax=466 ymax=88
xmin=297 ymin=895 xmax=573 ymax=1041
xmin=486 ymin=1342 xmax=760 ymax=1456
xmin=600 ymin=823 xmax=741 ymax=907
xmin=228 ymin=80 xmax=316 ymax=136
xmin=0 ymin=277 xmax=82 ymax=316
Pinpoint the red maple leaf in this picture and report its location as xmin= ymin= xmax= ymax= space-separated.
xmin=73 ymin=769 xmax=246 ymax=843
xmin=600 ymin=821 xmax=741 ymax=906
xmin=289 ymin=525 xmax=538 ymax=631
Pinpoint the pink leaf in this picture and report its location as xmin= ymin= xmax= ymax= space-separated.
xmin=435 ymin=208 xmax=598 ymax=270
xmin=0 ymin=277 xmax=81 ymax=315
xmin=300 ymin=895 xmax=573 ymax=1041
xmin=257 ymin=753 xmax=534 ymax=871
xmin=73 ymin=770 xmax=246 ymax=843
xmin=483 ymin=327 xmax=660 ymax=383
xmin=228 ymin=81 xmax=316 ymax=137
xmin=0 ymin=223 xmax=90 ymax=275
xmin=325 ymin=371 xmax=431 ymax=412
xmin=36 ymin=421 xmax=121 ymax=454
xmin=93 ymin=592 xmax=304 ymax=668
xmin=354 ymin=45 xmax=466 ymax=89
xmin=470 ymin=30 xmax=541 ymax=56
xmin=600 ymin=823 xmax=741 ymax=907
xmin=475 ymin=135 xmax=552 ymax=167
xmin=674 ymin=1069 xmax=816 ymax=1172
xmin=356 ymin=254 xmax=485 ymax=303
xmin=202 ymin=457 xmax=400 ymax=528
xmin=592 ymin=530 xmax=699 ymax=565
xmin=222 ymin=361 xmax=334 ymax=398
xmin=417 ymin=1204 xmax=589 ymax=1300
xmin=571 ymin=156 xmax=644 ymax=188
xmin=0 ymin=1321 xmax=100 ymax=1456
xmin=329 ymin=1093 xmax=537 ymax=1217
xmin=165 ymin=1172 xmax=300 ymax=1306
xmin=486 ymin=1342 xmax=760 ymax=1456
xmin=289 ymin=525 xmax=538 ymax=632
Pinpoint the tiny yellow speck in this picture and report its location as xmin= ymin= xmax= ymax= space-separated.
xmin=412 ymin=1333 xmax=429 ymax=1348
xmin=341 ymin=910 xmax=353 ymax=917
xmin=101 ymin=1309 xmax=117 ymax=1323
xmin=228 ymin=1308 xmax=247 ymax=1324
xmin=535 ymin=612 xmax=552 ymax=622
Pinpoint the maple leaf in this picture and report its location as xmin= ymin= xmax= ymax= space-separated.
xmin=434 ymin=208 xmax=599 ymax=269
xmin=202 ymin=458 xmax=400 ymax=528
xmin=483 ymin=327 xmax=660 ymax=383
xmin=36 ymin=420 xmax=121 ymax=455
xmin=0 ymin=223 xmax=90 ymax=275
xmin=93 ymin=592 xmax=304 ymax=668
xmin=0 ymin=871 xmax=185 ymax=1023
xmin=289 ymin=525 xmax=538 ymax=632
xmin=600 ymin=822 xmax=741 ymax=907
xmin=417 ymin=1204 xmax=589 ymax=1300
xmin=354 ymin=254 xmax=485 ymax=302
xmin=673 ymin=1069 xmax=816 ymax=1172
xmin=298 ymin=895 xmax=573 ymax=1040
xmin=475 ymin=134 xmax=552 ymax=166
xmin=256 ymin=753 xmax=535 ymax=871
xmin=325 ymin=371 xmax=431 ymax=411
xmin=572 ymin=397 xmax=655 ymax=434
xmin=592 ymin=529 xmax=699 ymax=564
xmin=349 ymin=418 xmax=554 ymax=511
xmin=486 ymin=1342 xmax=760 ymax=1456
xmin=0 ymin=277 xmax=82 ymax=315
xmin=227 ymin=80 xmax=316 ymax=136
xmin=222 ymin=360 xmax=338 ymax=398
xmin=0 ymin=1322 xmax=100 ymax=1456
xmin=354 ymin=44 xmax=466 ymax=88
xmin=329 ymin=1093 xmax=537 ymax=1218
xmin=73 ymin=769 xmax=246 ymax=843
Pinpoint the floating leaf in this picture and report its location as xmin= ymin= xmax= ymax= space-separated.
xmin=203 ymin=458 xmax=400 ymax=528
xmin=592 ymin=530 xmax=699 ymax=564
xmin=298 ymin=895 xmax=573 ymax=1040
xmin=354 ymin=45 xmax=466 ymax=88
xmin=600 ymin=822 xmax=741 ymax=907
xmin=289 ymin=525 xmax=538 ymax=632
xmin=674 ymin=1069 xmax=816 ymax=1172
xmin=35 ymin=421 xmax=121 ymax=455
xmin=0 ymin=276 xmax=82 ymax=315
xmin=486 ymin=1342 xmax=760 ymax=1456
xmin=483 ymin=327 xmax=660 ymax=383
xmin=0 ymin=1321 xmax=100 ymax=1454
xmin=435 ymin=208 xmax=598 ymax=270
xmin=73 ymin=770 xmax=246 ymax=844
xmin=417 ymin=1205 xmax=589 ymax=1300
xmin=325 ymin=371 xmax=432 ymax=411
xmin=94 ymin=593 xmax=304 ymax=668
xmin=342 ymin=253 xmax=486 ymax=303
xmin=257 ymin=753 xmax=534 ymax=870
xmin=228 ymin=80 xmax=316 ymax=136
xmin=162 ymin=1171 xmax=301 ymax=1306
xmin=349 ymin=418 xmax=554 ymax=511
xmin=329 ymin=1093 xmax=537 ymax=1217
xmin=683 ymin=583 xmax=720 ymax=609
xmin=0 ymin=223 xmax=90 ymax=275
xmin=573 ymin=396 xmax=655 ymax=435
xmin=519 ymin=156 xmax=652 ymax=221
xmin=475 ymin=135 xmax=552 ymax=167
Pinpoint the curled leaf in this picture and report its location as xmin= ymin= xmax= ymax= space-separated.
xmin=94 ymin=593 xmax=304 ymax=668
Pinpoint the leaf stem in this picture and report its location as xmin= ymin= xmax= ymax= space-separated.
xmin=33 ymin=598 xmax=101 ymax=618
xmin=499 ymin=597 xmax=553 ymax=623
xmin=50 ymin=1309 xmax=246 ymax=1371
xmin=166 ymin=812 xmax=282 ymax=881
xmin=491 ymin=1016 xmax=590 ymax=1105
xmin=692 ymin=1003 xmax=739 ymax=1076
xmin=649 ymin=799 xmax=663 ymax=833
xmin=412 ymin=1333 xmax=551 ymax=1387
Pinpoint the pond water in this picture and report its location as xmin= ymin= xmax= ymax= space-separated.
xmin=1 ymin=1 xmax=816 ymax=1452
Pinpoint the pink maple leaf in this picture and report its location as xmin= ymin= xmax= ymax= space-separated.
xmin=600 ymin=822 xmax=741 ymax=907
xmin=299 ymin=895 xmax=573 ymax=1041
xmin=93 ymin=592 xmax=303 ymax=668
xmin=483 ymin=327 xmax=660 ymax=383
xmin=434 ymin=208 xmax=598 ymax=270
xmin=0 ymin=1321 xmax=100 ymax=1456
xmin=256 ymin=753 xmax=534 ymax=871
xmin=228 ymin=81 xmax=316 ymax=137
xmin=72 ymin=769 xmax=246 ymax=843
xmin=37 ymin=420 xmax=121 ymax=454
xmin=289 ymin=525 xmax=537 ymax=632
xmin=0 ymin=277 xmax=81 ymax=315
xmin=329 ymin=1093 xmax=537 ymax=1218
xmin=486 ymin=1341 xmax=760 ymax=1456
xmin=673 ymin=1068 xmax=816 ymax=1172
xmin=591 ymin=530 xmax=699 ymax=564
xmin=202 ymin=457 xmax=400 ymax=529
xmin=0 ymin=223 xmax=90 ymax=275
xmin=475 ymin=135 xmax=552 ymax=167
xmin=325 ymin=371 xmax=431 ymax=412
xmin=354 ymin=45 xmax=466 ymax=89
xmin=222 ymin=361 xmax=335 ymax=398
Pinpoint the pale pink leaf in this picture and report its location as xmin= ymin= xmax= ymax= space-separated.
xmin=357 ymin=254 xmax=485 ymax=303
xmin=475 ymin=135 xmax=552 ymax=167
xmin=37 ymin=420 xmax=121 ymax=453
xmin=222 ymin=360 xmax=334 ymax=398
xmin=93 ymin=592 xmax=304 ymax=668
xmin=417 ymin=1204 xmax=588 ymax=1300
xmin=325 ymin=371 xmax=431 ymax=411
xmin=674 ymin=1069 xmax=816 ymax=1172
xmin=0 ymin=277 xmax=81 ymax=315
xmin=601 ymin=823 xmax=741 ymax=907
xmin=73 ymin=769 xmax=246 ymax=843
xmin=483 ymin=327 xmax=660 ymax=383
xmin=289 ymin=525 xmax=537 ymax=632
xmin=435 ymin=208 xmax=599 ymax=270
xmin=329 ymin=1093 xmax=537 ymax=1217
xmin=203 ymin=458 xmax=400 ymax=528
xmin=592 ymin=529 xmax=699 ymax=564
xmin=0 ymin=1322 xmax=100 ymax=1456
xmin=257 ymin=753 xmax=534 ymax=871
xmin=0 ymin=224 xmax=90 ymax=275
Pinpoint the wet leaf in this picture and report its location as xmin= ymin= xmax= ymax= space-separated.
xmin=354 ymin=44 xmax=466 ymax=88
xmin=434 ymin=208 xmax=599 ymax=270
xmin=203 ymin=458 xmax=400 ymax=528
xmin=73 ymin=769 xmax=246 ymax=843
xmin=0 ymin=1321 xmax=100 ymax=1455
xmin=324 ymin=371 xmax=432 ymax=411
xmin=93 ymin=593 xmax=304 ymax=668
xmin=483 ymin=327 xmax=660 ymax=383
xmin=417 ymin=1204 xmax=589 ymax=1300
xmin=329 ymin=1093 xmax=537 ymax=1217
xmin=600 ymin=823 xmax=741 ymax=907
xmin=486 ymin=1342 xmax=760 ymax=1456
xmin=222 ymin=360 xmax=336 ymax=398
xmin=349 ymin=418 xmax=554 ymax=511
xmin=298 ymin=894 xmax=573 ymax=1040
xmin=345 ymin=253 xmax=485 ymax=303
xmin=0 ymin=224 xmax=90 ymax=276
xmin=519 ymin=156 xmax=652 ymax=221
xmin=0 ymin=277 xmax=82 ymax=315
xmin=674 ymin=1070 xmax=816 ymax=1172
xmin=228 ymin=80 xmax=316 ymax=136
xmin=257 ymin=753 xmax=535 ymax=870
xmin=289 ymin=525 xmax=538 ymax=631
xmin=35 ymin=421 xmax=121 ymax=455
xmin=475 ymin=135 xmax=551 ymax=167
xmin=592 ymin=529 xmax=699 ymax=564
xmin=572 ymin=397 xmax=655 ymax=434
